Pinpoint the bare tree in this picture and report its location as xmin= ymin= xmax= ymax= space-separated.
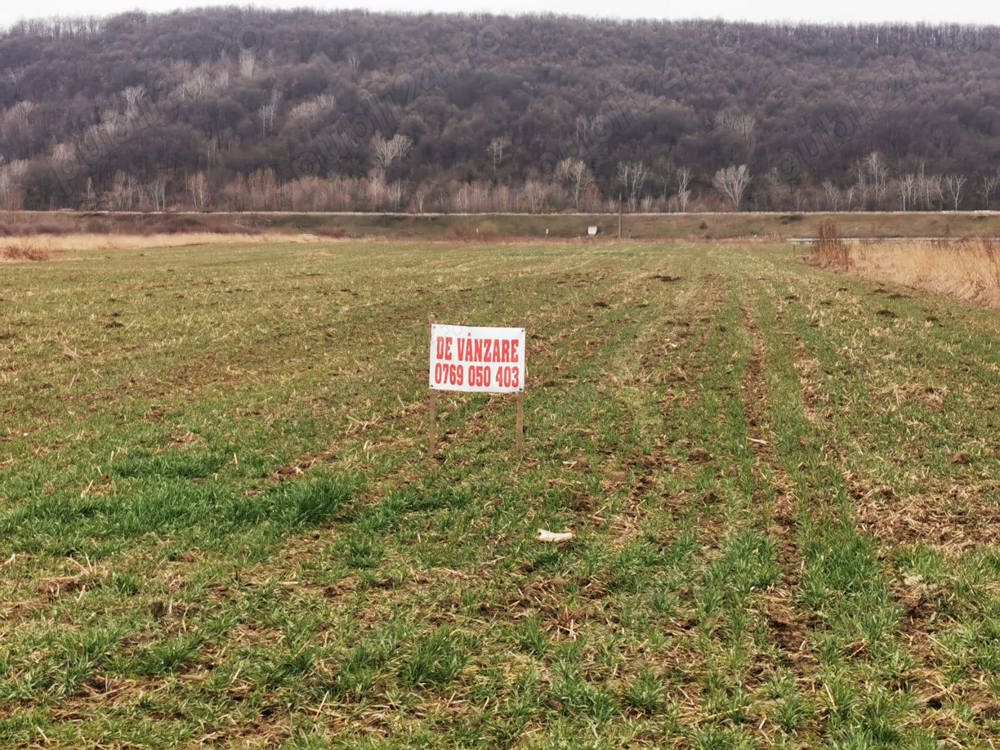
xmin=239 ymin=49 xmax=256 ymax=78
xmin=0 ymin=158 xmax=28 ymax=209
xmin=288 ymin=94 xmax=335 ymax=123
xmin=176 ymin=70 xmax=210 ymax=100
xmin=247 ymin=168 xmax=280 ymax=210
xmin=712 ymin=164 xmax=751 ymax=211
xmin=412 ymin=185 xmax=429 ymax=213
xmin=918 ymin=171 xmax=943 ymax=209
xmin=555 ymin=157 xmax=593 ymax=209
xmin=900 ymin=174 xmax=918 ymax=211
xmin=843 ymin=185 xmax=856 ymax=211
xmin=943 ymin=174 xmax=966 ymax=211
xmin=258 ymin=90 xmax=281 ymax=137
xmin=205 ymin=138 xmax=220 ymax=168
xmin=5 ymin=101 xmax=35 ymax=129
xmin=109 ymin=171 xmax=137 ymax=210
xmin=82 ymin=177 xmax=97 ymax=210
xmin=574 ymin=113 xmax=613 ymax=154
xmin=980 ymin=171 xmax=1000 ymax=210
xmin=822 ymin=180 xmax=841 ymax=211
xmin=371 ymin=133 xmax=413 ymax=177
xmin=386 ymin=180 xmax=403 ymax=210
xmin=520 ymin=180 xmax=547 ymax=213
xmin=346 ymin=51 xmax=360 ymax=74
xmin=258 ymin=103 xmax=275 ymax=137
xmin=865 ymin=152 xmax=889 ymax=208
xmin=145 ymin=177 xmax=167 ymax=211
xmin=715 ymin=108 xmax=756 ymax=151
xmin=853 ymin=158 xmax=870 ymax=209
xmin=187 ymin=171 xmax=209 ymax=210
xmin=366 ymin=170 xmax=385 ymax=209
xmin=675 ymin=167 xmax=691 ymax=212
xmin=487 ymin=135 xmax=511 ymax=177
xmin=51 ymin=142 xmax=74 ymax=165
xmin=616 ymin=160 xmax=648 ymax=211
xmin=122 ymin=85 xmax=145 ymax=119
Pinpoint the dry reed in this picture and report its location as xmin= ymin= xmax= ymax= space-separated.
xmin=807 ymin=223 xmax=1000 ymax=308
xmin=847 ymin=240 xmax=1000 ymax=309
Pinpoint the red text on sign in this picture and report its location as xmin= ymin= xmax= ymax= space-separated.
xmin=433 ymin=362 xmax=464 ymax=386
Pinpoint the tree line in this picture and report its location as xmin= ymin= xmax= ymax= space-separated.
xmin=1 ymin=8 xmax=999 ymax=212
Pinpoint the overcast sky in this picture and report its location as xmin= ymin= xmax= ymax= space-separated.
xmin=4 ymin=0 xmax=1000 ymax=29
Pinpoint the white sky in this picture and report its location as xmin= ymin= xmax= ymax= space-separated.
xmin=4 ymin=0 xmax=1000 ymax=28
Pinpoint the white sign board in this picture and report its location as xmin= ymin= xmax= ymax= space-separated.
xmin=429 ymin=324 xmax=525 ymax=393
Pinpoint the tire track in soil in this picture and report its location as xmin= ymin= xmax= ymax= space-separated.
xmin=596 ymin=274 xmax=729 ymax=549
xmin=471 ymin=268 xmax=727 ymax=624
xmin=602 ymin=276 xmax=741 ymax=585
xmin=597 ymin=279 xmax=787 ymax=728
xmin=740 ymin=295 xmax=821 ymax=721
xmin=484 ymin=276 xmax=738 ymax=721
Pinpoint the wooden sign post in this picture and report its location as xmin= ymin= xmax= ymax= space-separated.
xmin=428 ymin=321 xmax=526 ymax=459
xmin=516 ymin=391 xmax=524 ymax=458
xmin=427 ymin=315 xmax=438 ymax=459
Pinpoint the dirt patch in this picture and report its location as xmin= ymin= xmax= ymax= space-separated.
xmin=874 ymin=382 xmax=948 ymax=412
xmin=792 ymin=338 xmax=823 ymax=423
xmin=852 ymin=480 xmax=1000 ymax=554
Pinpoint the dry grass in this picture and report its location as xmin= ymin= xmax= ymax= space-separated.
xmin=0 ymin=232 xmax=330 ymax=254
xmin=0 ymin=242 xmax=50 ymax=261
xmin=813 ymin=238 xmax=1000 ymax=308
xmin=809 ymin=221 xmax=849 ymax=269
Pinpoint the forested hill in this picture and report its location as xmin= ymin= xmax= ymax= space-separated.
xmin=2 ymin=9 xmax=999 ymax=212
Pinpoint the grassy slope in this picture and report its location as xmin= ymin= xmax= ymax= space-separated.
xmin=0 ymin=240 xmax=997 ymax=749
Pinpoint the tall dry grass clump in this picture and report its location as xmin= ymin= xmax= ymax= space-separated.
xmin=846 ymin=240 xmax=1000 ymax=309
xmin=810 ymin=221 xmax=849 ymax=269
xmin=0 ymin=242 xmax=49 ymax=261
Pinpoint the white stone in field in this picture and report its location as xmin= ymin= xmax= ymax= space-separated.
xmin=536 ymin=529 xmax=574 ymax=543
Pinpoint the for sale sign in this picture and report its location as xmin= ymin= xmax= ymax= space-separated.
xmin=429 ymin=324 xmax=526 ymax=393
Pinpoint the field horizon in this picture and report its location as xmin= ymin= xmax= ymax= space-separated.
xmin=4 ymin=209 xmax=1000 ymax=243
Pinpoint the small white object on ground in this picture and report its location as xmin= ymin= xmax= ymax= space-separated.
xmin=536 ymin=529 xmax=574 ymax=543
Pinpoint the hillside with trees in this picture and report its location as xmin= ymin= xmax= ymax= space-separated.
xmin=2 ymin=8 xmax=999 ymax=212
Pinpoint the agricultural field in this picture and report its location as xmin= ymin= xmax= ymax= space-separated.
xmin=1 ymin=238 xmax=998 ymax=749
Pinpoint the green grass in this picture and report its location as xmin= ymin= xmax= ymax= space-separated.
xmin=0 ymin=239 xmax=997 ymax=748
